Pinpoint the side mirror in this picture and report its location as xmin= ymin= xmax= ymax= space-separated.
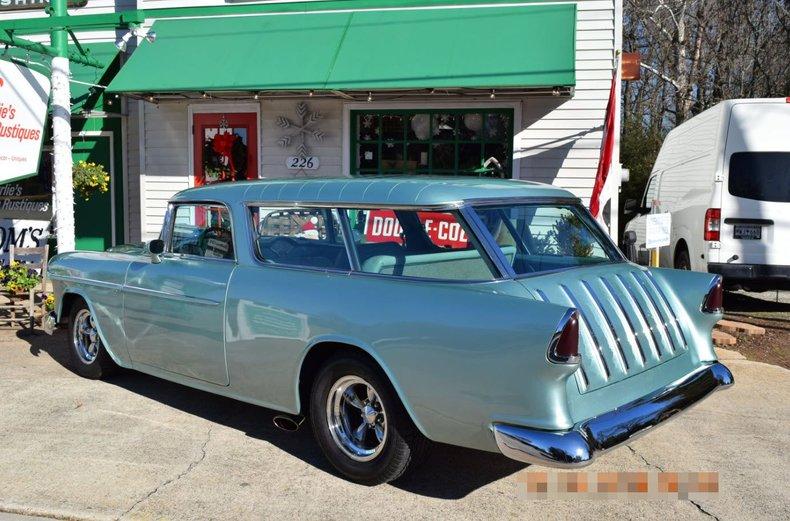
xmin=623 ymin=199 xmax=638 ymax=214
xmin=147 ymin=239 xmax=165 ymax=264
xmin=622 ymin=230 xmax=637 ymax=245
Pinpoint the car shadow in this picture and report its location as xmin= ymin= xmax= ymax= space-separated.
xmin=19 ymin=330 xmax=526 ymax=499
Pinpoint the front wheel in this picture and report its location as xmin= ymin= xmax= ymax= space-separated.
xmin=67 ymin=299 xmax=118 ymax=379
xmin=310 ymin=355 xmax=429 ymax=485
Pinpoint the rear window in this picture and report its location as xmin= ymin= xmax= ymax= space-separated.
xmin=473 ymin=204 xmax=618 ymax=276
xmin=728 ymin=152 xmax=790 ymax=203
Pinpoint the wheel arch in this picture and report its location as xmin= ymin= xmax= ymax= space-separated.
xmin=296 ymin=339 xmax=430 ymax=440
xmin=57 ymin=289 xmax=127 ymax=368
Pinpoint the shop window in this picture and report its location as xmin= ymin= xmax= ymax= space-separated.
xmin=351 ymin=109 xmax=513 ymax=177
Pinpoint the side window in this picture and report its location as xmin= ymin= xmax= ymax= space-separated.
xmin=344 ymin=208 xmax=494 ymax=281
xmin=643 ymin=175 xmax=659 ymax=210
xmin=170 ymin=204 xmax=234 ymax=259
xmin=250 ymin=207 xmax=350 ymax=270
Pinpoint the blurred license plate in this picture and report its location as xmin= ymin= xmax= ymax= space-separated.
xmin=734 ymin=225 xmax=761 ymax=240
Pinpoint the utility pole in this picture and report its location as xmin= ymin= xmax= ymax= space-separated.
xmin=49 ymin=0 xmax=75 ymax=252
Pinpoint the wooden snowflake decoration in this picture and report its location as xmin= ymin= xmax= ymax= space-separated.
xmin=276 ymin=102 xmax=325 ymax=157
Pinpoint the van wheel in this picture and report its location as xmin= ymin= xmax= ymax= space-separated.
xmin=67 ymin=299 xmax=118 ymax=380
xmin=674 ymin=247 xmax=691 ymax=270
xmin=310 ymin=354 xmax=429 ymax=485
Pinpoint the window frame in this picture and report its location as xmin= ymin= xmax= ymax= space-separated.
xmin=242 ymin=197 xmax=625 ymax=282
xmin=164 ymin=200 xmax=237 ymax=263
xmin=349 ymin=108 xmax=515 ymax=177
xmin=246 ymin=204 xmax=354 ymax=272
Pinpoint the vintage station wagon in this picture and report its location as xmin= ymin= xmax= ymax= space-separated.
xmin=46 ymin=178 xmax=733 ymax=484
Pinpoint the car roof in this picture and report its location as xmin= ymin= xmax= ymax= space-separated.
xmin=171 ymin=177 xmax=577 ymax=207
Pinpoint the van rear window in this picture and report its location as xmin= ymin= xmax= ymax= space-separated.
xmin=729 ymin=152 xmax=790 ymax=203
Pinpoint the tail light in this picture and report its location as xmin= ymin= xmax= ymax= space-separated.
xmin=704 ymin=208 xmax=721 ymax=241
xmin=702 ymin=276 xmax=724 ymax=313
xmin=548 ymin=309 xmax=580 ymax=364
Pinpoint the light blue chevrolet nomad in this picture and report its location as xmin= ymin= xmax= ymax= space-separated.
xmin=47 ymin=177 xmax=733 ymax=484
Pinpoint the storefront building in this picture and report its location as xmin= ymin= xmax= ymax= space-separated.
xmin=0 ymin=0 xmax=623 ymax=249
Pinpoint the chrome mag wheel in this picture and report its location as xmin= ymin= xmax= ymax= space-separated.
xmin=72 ymin=308 xmax=100 ymax=364
xmin=326 ymin=375 xmax=388 ymax=462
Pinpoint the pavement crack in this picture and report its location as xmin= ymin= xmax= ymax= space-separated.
xmin=626 ymin=444 xmax=665 ymax=472
xmin=627 ymin=445 xmax=720 ymax=521
xmin=689 ymin=499 xmax=721 ymax=521
xmin=117 ymin=426 xmax=213 ymax=520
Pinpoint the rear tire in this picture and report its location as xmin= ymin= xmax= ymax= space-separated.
xmin=674 ymin=247 xmax=691 ymax=270
xmin=67 ymin=298 xmax=118 ymax=380
xmin=310 ymin=354 xmax=429 ymax=485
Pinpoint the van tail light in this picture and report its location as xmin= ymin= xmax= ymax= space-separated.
xmin=548 ymin=310 xmax=580 ymax=364
xmin=704 ymin=208 xmax=721 ymax=241
xmin=702 ymin=276 xmax=724 ymax=313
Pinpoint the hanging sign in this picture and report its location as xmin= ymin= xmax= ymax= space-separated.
xmin=0 ymin=60 xmax=50 ymax=184
xmin=646 ymin=213 xmax=672 ymax=249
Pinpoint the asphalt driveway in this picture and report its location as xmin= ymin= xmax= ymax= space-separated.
xmin=0 ymin=330 xmax=787 ymax=520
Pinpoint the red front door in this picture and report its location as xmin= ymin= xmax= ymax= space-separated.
xmin=193 ymin=112 xmax=258 ymax=186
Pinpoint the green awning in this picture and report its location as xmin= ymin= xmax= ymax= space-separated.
xmin=107 ymin=3 xmax=575 ymax=93
xmin=1 ymin=42 xmax=120 ymax=113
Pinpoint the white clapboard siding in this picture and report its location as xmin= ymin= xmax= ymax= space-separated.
xmin=518 ymin=0 xmax=616 ymax=206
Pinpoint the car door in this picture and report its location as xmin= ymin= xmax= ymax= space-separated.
xmin=123 ymin=202 xmax=236 ymax=386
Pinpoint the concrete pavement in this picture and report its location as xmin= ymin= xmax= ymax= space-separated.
xmin=0 ymin=330 xmax=787 ymax=520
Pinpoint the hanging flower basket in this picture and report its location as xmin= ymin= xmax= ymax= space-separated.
xmin=72 ymin=160 xmax=110 ymax=201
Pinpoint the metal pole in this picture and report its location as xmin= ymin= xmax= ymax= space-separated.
xmin=49 ymin=0 xmax=75 ymax=252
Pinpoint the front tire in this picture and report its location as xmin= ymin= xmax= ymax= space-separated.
xmin=67 ymin=299 xmax=118 ymax=379
xmin=310 ymin=354 xmax=428 ymax=485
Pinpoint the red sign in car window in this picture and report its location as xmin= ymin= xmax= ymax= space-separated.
xmin=364 ymin=210 xmax=469 ymax=249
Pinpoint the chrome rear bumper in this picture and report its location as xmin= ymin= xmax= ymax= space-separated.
xmin=493 ymin=362 xmax=734 ymax=468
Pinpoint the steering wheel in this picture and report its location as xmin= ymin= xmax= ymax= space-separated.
xmin=266 ymin=236 xmax=299 ymax=260
xmin=199 ymin=227 xmax=232 ymax=258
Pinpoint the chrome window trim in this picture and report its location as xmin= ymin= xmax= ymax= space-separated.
xmin=165 ymin=199 xmax=238 ymax=263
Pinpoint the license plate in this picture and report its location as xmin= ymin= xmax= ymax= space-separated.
xmin=734 ymin=224 xmax=761 ymax=240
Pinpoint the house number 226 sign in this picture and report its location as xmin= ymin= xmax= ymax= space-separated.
xmin=286 ymin=156 xmax=320 ymax=170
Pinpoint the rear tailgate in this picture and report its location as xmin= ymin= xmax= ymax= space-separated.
xmin=720 ymin=102 xmax=790 ymax=266
xmin=519 ymin=264 xmax=690 ymax=394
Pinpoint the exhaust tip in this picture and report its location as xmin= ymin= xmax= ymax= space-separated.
xmin=273 ymin=415 xmax=304 ymax=432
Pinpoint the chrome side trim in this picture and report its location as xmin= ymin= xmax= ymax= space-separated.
xmin=493 ymin=362 xmax=734 ymax=468
xmin=644 ymin=271 xmax=689 ymax=347
xmin=122 ymin=285 xmax=222 ymax=307
xmin=600 ymin=277 xmax=648 ymax=365
xmin=560 ymin=284 xmax=610 ymax=380
xmin=580 ymin=280 xmax=630 ymax=372
xmin=614 ymin=274 xmax=663 ymax=359
xmin=49 ymin=274 xmax=123 ymax=290
xmin=629 ymin=271 xmax=678 ymax=354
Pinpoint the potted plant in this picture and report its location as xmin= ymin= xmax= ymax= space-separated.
xmin=1 ymin=261 xmax=41 ymax=298
xmin=72 ymin=160 xmax=110 ymax=201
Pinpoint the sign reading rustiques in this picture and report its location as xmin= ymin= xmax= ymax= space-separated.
xmin=0 ymin=60 xmax=50 ymax=184
xmin=0 ymin=60 xmax=52 ymax=260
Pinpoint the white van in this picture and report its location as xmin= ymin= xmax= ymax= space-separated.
xmin=623 ymin=98 xmax=790 ymax=291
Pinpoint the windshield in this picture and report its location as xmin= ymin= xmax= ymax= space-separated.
xmin=728 ymin=152 xmax=790 ymax=203
xmin=472 ymin=204 xmax=619 ymax=276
